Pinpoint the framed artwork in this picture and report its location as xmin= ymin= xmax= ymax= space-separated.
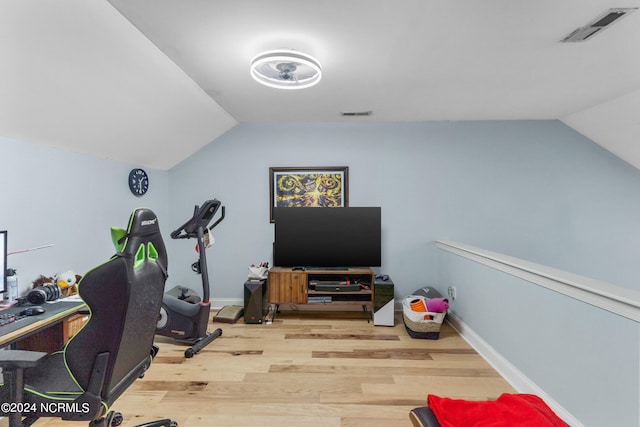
xmin=269 ymin=166 xmax=349 ymax=222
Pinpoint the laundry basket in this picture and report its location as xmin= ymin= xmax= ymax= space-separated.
xmin=402 ymin=287 xmax=447 ymax=339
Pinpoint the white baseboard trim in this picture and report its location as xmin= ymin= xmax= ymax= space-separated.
xmin=446 ymin=312 xmax=583 ymax=427
xmin=210 ymin=298 xmax=243 ymax=310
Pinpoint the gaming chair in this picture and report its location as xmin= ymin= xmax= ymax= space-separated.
xmin=0 ymin=208 xmax=177 ymax=427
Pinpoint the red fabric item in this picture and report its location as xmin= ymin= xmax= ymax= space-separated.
xmin=427 ymin=393 xmax=566 ymax=427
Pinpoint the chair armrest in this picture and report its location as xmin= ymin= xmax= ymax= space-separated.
xmin=0 ymin=351 xmax=47 ymax=427
xmin=0 ymin=350 xmax=47 ymax=369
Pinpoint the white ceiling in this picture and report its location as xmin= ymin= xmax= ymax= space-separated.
xmin=2 ymin=0 xmax=640 ymax=170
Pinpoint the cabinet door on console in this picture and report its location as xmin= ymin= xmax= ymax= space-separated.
xmin=268 ymin=271 xmax=307 ymax=304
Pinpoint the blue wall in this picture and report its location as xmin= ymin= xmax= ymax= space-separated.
xmin=0 ymin=137 xmax=170 ymax=295
xmin=5 ymin=119 xmax=639 ymax=301
xmin=167 ymin=120 xmax=640 ymax=299
xmin=439 ymin=250 xmax=639 ymax=426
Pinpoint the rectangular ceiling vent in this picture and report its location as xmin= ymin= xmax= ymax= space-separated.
xmin=341 ymin=111 xmax=372 ymax=117
xmin=561 ymin=8 xmax=637 ymax=42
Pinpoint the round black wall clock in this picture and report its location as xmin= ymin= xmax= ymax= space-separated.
xmin=128 ymin=168 xmax=149 ymax=196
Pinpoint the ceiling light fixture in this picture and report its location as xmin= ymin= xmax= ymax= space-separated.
xmin=250 ymin=49 xmax=322 ymax=90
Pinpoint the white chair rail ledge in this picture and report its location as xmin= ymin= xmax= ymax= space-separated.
xmin=435 ymin=240 xmax=640 ymax=323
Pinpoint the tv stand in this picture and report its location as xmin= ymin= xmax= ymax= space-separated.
xmin=268 ymin=267 xmax=374 ymax=321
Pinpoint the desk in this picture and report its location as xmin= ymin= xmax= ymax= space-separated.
xmin=0 ymin=300 xmax=87 ymax=352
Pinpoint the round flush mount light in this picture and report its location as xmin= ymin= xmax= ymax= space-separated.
xmin=250 ymin=49 xmax=322 ymax=90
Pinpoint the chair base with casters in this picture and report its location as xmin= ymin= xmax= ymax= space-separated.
xmin=90 ymin=412 xmax=176 ymax=427
xmin=0 ymin=347 xmax=177 ymax=427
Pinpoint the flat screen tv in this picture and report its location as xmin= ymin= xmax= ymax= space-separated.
xmin=273 ymin=207 xmax=381 ymax=268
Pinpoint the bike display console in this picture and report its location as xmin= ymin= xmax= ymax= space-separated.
xmin=267 ymin=267 xmax=374 ymax=321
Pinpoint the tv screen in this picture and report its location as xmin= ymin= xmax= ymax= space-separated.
xmin=0 ymin=231 xmax=6 ymax=297
xmin=273 ymin=207 xmax=381 ymax=267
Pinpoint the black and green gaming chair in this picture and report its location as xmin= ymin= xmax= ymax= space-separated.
xmin=0 ymin=208 xmax=177 ymax=427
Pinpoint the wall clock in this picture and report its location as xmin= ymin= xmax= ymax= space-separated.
xmin=128 ymin=168 xmax=149 ymax=196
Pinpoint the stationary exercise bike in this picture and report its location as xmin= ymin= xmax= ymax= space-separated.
xmin=156 ymin=198 xmax=225 ymax=358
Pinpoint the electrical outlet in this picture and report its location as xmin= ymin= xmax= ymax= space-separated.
xmin=447 ymin=286 xmax=457 ymax=301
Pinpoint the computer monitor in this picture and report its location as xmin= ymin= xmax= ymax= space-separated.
xmin=0 ymin=230 xmax=6 ymax=297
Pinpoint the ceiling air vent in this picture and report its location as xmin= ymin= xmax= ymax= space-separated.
xmin=561 ymin=8 xmax=637 ymax=42
xmin=341 ymin=111 xmax=372 ymax=117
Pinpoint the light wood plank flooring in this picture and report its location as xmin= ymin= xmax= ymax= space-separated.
xmin=26 ymin=311 xmax=515 ymax=427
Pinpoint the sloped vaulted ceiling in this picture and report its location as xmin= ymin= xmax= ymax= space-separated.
xmin=0 ymin=0 xmax=236 ymax=170
xmin=1 ymin=0 xmax=640 ymax=170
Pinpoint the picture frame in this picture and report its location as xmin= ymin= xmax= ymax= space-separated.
xmin=269 ymin=166 xmax=349 ymax=222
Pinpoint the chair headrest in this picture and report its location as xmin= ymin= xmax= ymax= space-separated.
xmin=110 ymin=208 xmax=167 ymax=272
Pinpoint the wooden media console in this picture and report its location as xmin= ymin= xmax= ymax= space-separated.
xmin=267 ymin=267 xmax=375 ymax=321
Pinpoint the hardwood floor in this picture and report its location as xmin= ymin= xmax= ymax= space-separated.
xmin=28 ymin=310 xmax=515 ymax=427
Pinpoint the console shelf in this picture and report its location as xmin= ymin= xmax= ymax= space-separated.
xmin=268 ymin=267 xmax=375 ymax=320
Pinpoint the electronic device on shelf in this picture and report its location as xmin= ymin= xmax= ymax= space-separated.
xmin=273 ymin=207 xmax=381 ymax=268
xmin=308 ymin=280 xmax=363 ymax=292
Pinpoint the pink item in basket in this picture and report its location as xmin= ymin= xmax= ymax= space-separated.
xmin=425 ymin=297 xmax=449 ymax=313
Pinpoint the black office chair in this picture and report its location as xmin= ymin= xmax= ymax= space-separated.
xmin=0 ymin=208 xmax=177 ymax=427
